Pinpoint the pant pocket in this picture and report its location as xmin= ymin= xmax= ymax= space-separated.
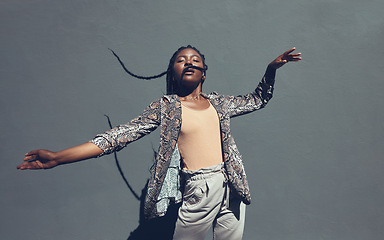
xmin=183 ymin=180 xmax=207 ymax=207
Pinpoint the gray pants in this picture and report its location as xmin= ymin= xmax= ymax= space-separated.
xmin=173 ymin=163 xmax=246 ymax=240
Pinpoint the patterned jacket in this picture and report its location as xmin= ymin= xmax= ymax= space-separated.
xmin=91 ymin=69 xmax=275 ymax=219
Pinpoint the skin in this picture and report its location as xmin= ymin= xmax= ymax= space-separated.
xmin=173 ymin=48 xmax=210 ymax=110
xmin=17 ymin=47 xmax=301 ymax=170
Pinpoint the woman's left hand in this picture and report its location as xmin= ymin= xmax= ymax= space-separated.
xmin=268 ymin=47 xmax=302 ymax=70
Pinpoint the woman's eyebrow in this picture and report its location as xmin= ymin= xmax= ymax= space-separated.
xmin=176 ymin=54 xmax=201 ymax=59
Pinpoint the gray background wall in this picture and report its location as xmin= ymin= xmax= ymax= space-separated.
xmin=1 ymin=0 xmax=383 ymax=239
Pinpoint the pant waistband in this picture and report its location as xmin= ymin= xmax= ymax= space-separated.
xmin=181 ymin=162 xmax=226 ymax=181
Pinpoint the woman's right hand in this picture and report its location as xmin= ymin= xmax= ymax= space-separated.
xmin=17 ymin=150 xmax=59 ymax=170
xmin=17 ymin=142 xmax=104 ymax=170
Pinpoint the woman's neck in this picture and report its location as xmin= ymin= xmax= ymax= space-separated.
xmin=176 ymin=83 xmax=202 ymax=100
xmin=177 ymin=84 xmax=210 ymax=110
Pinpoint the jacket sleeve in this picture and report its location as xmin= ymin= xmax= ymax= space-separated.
xmin=227 ymin=67 xmax=276 ymax=117
xmin=90 ymin=99 xmax=161 ymax=156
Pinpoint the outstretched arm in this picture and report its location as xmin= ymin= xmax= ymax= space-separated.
xmin=227 ymin=47 xmax=302 ymax=117
xmin=18 ymin=98 xmax=162 ymax=170
xmin=17 ymin=142 xmax=103 ymax=170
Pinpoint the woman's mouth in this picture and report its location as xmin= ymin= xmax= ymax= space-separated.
xmin=183 ymin=67 xmax=195 ymax=75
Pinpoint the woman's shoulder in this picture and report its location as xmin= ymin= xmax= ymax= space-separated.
xmin=204 ymin=91 xmax=233 ymax=101
xmin=203 ymin=91 xmax=220 ymax=98
xmin=160 ymin=94 xmax=179 ymax=104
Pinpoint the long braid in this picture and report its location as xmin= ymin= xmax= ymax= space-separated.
xmin=109 ymin=48 xmax=168 ymax=80
xmin=109 ymin=45 xmax=208 ymax=95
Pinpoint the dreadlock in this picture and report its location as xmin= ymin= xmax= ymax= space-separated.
xmin=109 ymin=45 xmax=208 ymax=95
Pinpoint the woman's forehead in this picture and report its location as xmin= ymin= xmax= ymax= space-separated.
xmin=176 ymin=48 xmax=201 ymax=59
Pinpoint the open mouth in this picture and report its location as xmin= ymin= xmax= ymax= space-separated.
xmin=183 ymin=66 xmax=195 ymax=75
xmin=181 ymin=65 xmax=204 ymax=79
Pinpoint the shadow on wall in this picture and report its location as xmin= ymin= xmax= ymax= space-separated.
xmin=105 ymin=115 xmax=180 ymax=239
xmin=126 ymin=182 xmax=180 ymax=240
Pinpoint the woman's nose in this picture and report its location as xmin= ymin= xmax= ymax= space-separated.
xmin=184 ymin=59 xmax=192 ymax=66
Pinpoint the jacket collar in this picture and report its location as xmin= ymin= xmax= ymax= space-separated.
xmin=163 ymin=92 xmax=213 ymax=103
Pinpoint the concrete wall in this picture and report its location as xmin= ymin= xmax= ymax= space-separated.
xmin=1 ymin=0 xmax=383 ymax=239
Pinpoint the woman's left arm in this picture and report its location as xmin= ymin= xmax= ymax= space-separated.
xmin=228 ymin=47 xmax=301 ymax=117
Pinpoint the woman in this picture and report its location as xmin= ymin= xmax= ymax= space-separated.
xmin=17 ymin=45 xmax=301 ymax=239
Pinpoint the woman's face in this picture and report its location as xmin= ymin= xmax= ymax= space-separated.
xmin=173 ymin=48 xmax=205 ymax=88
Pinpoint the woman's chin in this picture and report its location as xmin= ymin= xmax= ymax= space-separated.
xmin=180 ymin=80 xmax=201 ymax=89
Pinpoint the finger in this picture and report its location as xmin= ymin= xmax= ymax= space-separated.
xmin=287 ymin=55 xmax=301 ymax=61
xmin=286 ymin=53 xmax=302 ymax=61
xmin=24 ymin=155 xmax=37 ymax=161
xmin=17 ymin=162 xmax=34 ymax=170
xmin=24 ymin=150 xmax=40 ymax=161
xmin=35 ymin=161 xmax=44 ymax=169
xmin=17 ymin=163 xmax=24 ymax=169
xmin=23 ymin=161 xmax=42 ymax=170
xmin=25 ymin=150 xmax=39 ymax=156
xmin=290 ymin=56 xmax=302 ymax=60
xmin=284 ymin=47 xmax=296 ymax=55
xmin=288 ymin=58 xmax=302 ymax=62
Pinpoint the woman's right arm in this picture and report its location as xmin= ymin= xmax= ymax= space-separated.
xmin=18 ymin=98 xmax=162 ymax=170
xmin=17 ymin=142 xmax=103 ymax=170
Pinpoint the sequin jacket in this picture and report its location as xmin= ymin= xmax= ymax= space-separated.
xmin=91 ymin=69 xmax=275 ymax=219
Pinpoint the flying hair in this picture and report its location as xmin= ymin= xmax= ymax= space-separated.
xmin=109 ymin=45 xmax=208 ymax=95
